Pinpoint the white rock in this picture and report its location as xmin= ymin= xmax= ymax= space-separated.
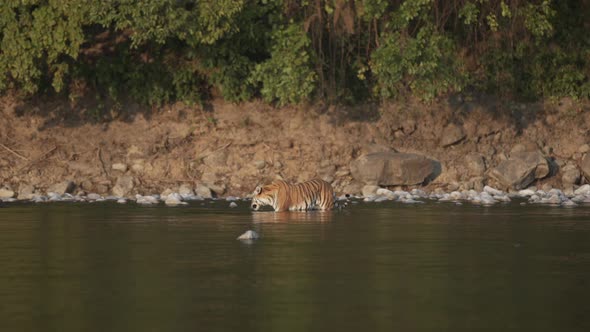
xmin=225 ymin=196 xmax=239 ymax=201
xmin=574 ymin=184 xmax=590 ymax=196
xmin=117 ymin=198 xmax=127 ymax=204
xmin=87 ymin=193 xmax=102 ymax=200
xmin=540 ymin=195 xmax=561 ymax=205
xmin=518 ymin=189 xmax=536 ymax=197
xmin=229 ymin=202 xmax=238 ymax=208
xmin=136 ymin=195 xmax=159 ymax=205
xmin=374 ymin=196 xmax=389 ymax=202
xmin=484 ymin=186 xmax=503 ymax=196
xmin=561 ymin=200 xmax=577 ymax=207
xmin=495 ymin=195 xmax=511 ymax=202
xmin=449 ymin=191 xmax=463 ymax=200
xmin=237 ymin=230 xmax=259 ymax=240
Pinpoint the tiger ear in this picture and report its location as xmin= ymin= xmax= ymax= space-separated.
xmin=254 ymin=186 xmax=262 ymax=195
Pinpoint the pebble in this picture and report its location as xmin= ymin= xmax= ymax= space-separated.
xmin=229 ymin=202 xmax=238 ymax=208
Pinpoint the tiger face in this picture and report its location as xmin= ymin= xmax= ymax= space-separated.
xmin=251 ymin=184 xmax=278 ymax=211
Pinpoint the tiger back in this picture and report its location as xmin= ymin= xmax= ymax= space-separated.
xmin=251 ymin=179 xmax=335 ymax=212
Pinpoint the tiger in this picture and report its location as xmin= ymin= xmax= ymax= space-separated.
xmin=251 ymin=179 xmax=335 ymax=212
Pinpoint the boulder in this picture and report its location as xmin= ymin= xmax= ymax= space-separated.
xmin=112 ymin=176 xmax=134 ymax=197
xmin=489 ymin=151 xmax=550 ymax=190
xmin=350 ymin=152 xmax=440 ymax=186
xmin=48 ymin=180 xmax=76 ymax=195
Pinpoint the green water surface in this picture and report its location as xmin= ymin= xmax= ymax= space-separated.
xmin=1 ymin=200 xmax=589 ymax=331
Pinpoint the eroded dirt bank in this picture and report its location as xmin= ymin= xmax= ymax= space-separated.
xmin=1 ymin=95 xmax=589 ymax=199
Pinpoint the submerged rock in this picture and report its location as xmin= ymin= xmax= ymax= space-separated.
xmin=237 ymin=230 xmax=259 ymax=241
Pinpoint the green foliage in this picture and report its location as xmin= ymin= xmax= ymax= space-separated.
xmin=0 ymin=0 xmax=589 ymax=106
xmin=250 ymin=23 xmax=316 ymax=106
xmin=371 ymin=26 xmax=465 ymax=101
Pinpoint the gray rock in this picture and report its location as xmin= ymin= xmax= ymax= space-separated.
xmin=112 ymin=176 xmax=134 ymax=197
xmin=229 ymin=202 xmax=238 ymax=208
xmin=196 ymin=184 xmax=213 ymax=199
xmin=237 ymin=230 xmax=259 ymax=241
xmin=117 ymin=198 xmax=127 ymax=204
xmin=111 ymin=163 xmax=128 ymax=172
xmin=350 ymin=152 xmax=440 ymax=186
xmin=440 ymin=123 xmax=466 ymax=147
xmin=17 ymin=184 xmax=34 ymax=200
xmin=135 ymin=194 xmax=159 ymax=205
xmin=574 ymin=184 xmax=590 ymax=196
xmin=87 ymin=193 xmax=102 ymax=200
xmin=362 ymin=185 xmax=379 ymax=197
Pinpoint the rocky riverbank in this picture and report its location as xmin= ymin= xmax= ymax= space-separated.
xmin=1 ymin=95 xmax=589 ymax=203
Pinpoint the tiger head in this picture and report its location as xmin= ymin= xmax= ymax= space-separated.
xmin=251 ymin=183 xmax=279 ymax=211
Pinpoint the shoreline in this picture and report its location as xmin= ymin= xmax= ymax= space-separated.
xmin=2 ymin=184 xmax=590 ymax=208
xmin=1 ymin=96 xmax=589 ymax=201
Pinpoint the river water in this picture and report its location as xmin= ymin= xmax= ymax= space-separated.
xmin=1 ymin=200 xmax=590 ymax=331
